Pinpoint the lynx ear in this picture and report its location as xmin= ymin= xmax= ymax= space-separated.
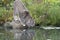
xmin=23 ymin=10 xmax=29 ymax=14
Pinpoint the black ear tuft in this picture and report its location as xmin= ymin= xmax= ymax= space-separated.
xmin=24 ymin=10 xmax=29 ymax=15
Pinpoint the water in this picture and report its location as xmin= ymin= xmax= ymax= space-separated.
xmin=0 ymin=26 xmax=60 ymax=40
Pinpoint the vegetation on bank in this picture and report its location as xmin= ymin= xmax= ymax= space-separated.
xmin=0 ymin=0 xmax=60 ymax=26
